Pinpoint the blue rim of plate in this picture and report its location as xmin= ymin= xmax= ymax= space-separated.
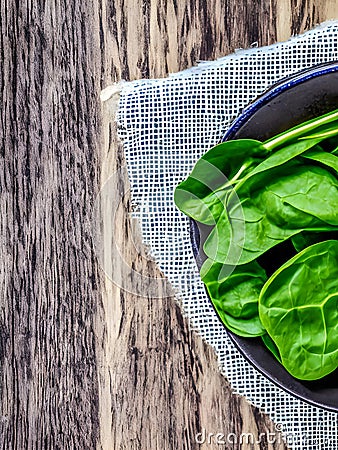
xmin=190 ymin=61 xmax=338 ymax=412
xmin=222 ymin=60 xmax=338 ymax=141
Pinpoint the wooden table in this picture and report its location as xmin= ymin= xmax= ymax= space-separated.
xmin=1 ymin=1 xmax=337 ymax=449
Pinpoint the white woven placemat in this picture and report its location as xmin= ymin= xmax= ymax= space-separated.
xmin=113 ymin=22 xmax=338 ymax=449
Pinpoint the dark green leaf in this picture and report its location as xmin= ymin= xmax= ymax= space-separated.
xmin=259 ymin=240 xmax=338 ymax=380
xmin=204 ymin=163 xmax=337 ymax=264
xmin=262 ymin=334 xmax=281 ymax=363
xmin=201 ymin=258 xmax=266 ymax=337
xmin=301 ymin=148 xmax=338 ymax=173
xmin=174 ymin=139 xmax=267 ymax=224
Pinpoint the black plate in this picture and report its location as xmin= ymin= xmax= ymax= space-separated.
xmin=190 ymin=61 xmax=338 ymax=412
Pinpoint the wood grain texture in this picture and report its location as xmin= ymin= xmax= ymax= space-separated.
xmin=0 ymin=1 xmax=103 ymax=448
xmin=276 ymin=0 xmax=338 ymax=41
xmin=97 ymin=96 xmax=288 ymax=450
xmin=1 ymin=0 xmax=337 ymax=449
xmin=102 ymin=0 xmax=338 ymax=82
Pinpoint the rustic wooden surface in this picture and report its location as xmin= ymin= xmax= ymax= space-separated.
xmin=1 ymin=1 xmax=337 ymax=449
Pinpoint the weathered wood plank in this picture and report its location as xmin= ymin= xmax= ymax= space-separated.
xmin=0 ymin=1 xmax=104 ymax=448
xmin=103 ymin=0 xmax=338 ymax=82
xmin=97 ymin=102 xmax=288 ymax=449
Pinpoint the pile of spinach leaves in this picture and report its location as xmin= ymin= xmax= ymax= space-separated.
xmin=175 ymin=109 xmax=338 ymax=381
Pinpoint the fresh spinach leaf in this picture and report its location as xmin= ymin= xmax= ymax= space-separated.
xmin=174 ymin=139 xmax=267 ymax=224
xmin=259 ymin=240 xmax=338 ymax=380
xmin=301 ymin=148 xmax=338 ymax=173
xmin=261 ymin=334 xmax=281 ymax=363
xmin=204 ymin=163 xmax=338 ymax=264
xmin=201 ymin=258 xmax=266 ymax=337
xmin=292 ymin=230 xmax=338 ymax=252
xmin=174 ymin=108 xmax=338 ymax=380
